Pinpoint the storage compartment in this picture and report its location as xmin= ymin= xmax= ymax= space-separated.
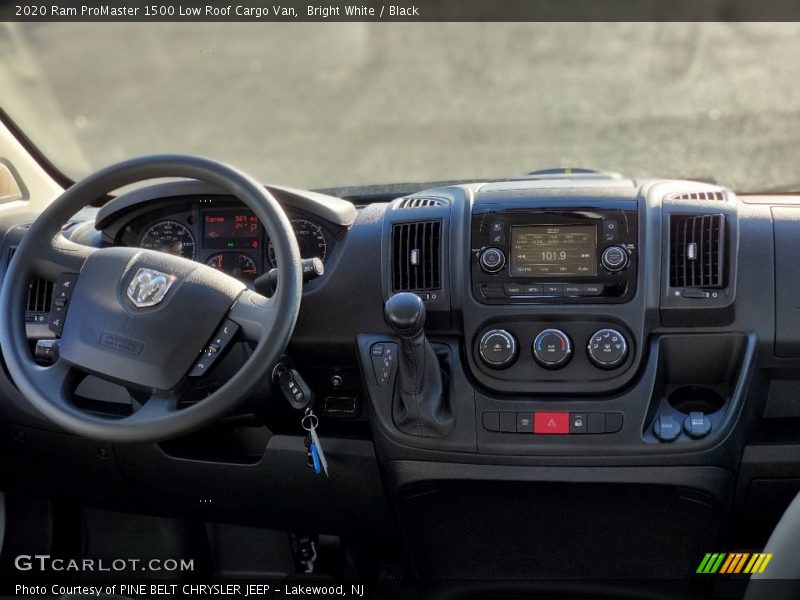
xmin=668 ymin=386 xmax=725 ymax=415
xmin=388 ymin=464 xmax=731 ymax=583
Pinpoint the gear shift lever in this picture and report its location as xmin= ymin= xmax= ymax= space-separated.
xmin=384 ymin=293 xmax=454 ymax=437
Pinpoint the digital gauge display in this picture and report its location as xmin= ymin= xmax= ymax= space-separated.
xmin=203 ymin=211 xmax=261 ymax=249
xmin=510 ymin=225 xmax=597 ymax=277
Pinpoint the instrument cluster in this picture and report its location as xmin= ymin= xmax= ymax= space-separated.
xmin=113 ymin=197 xmax=331 ymax=281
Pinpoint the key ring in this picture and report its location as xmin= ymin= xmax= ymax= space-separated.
xmin=301 ymin=411 xmax=318 ymax=432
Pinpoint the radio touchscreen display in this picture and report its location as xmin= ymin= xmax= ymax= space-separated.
xmin=510 ymin=225 xmax=597 ymax=276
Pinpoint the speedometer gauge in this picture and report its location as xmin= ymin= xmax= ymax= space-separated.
xmin=268 ymin=218 xmax=327 ymax=268
xmin=139 ymin=220 xmax=197 ymax=260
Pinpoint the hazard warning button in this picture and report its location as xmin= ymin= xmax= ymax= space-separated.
xmin=533 ymin=412 xmax=569 ymax=434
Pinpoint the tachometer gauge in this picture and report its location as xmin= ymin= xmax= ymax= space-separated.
xmin=139 ymin=220 xmax=196 ymax=260
xmin=206 ymin=252 xmax=258 ymax=280
xmin=268 ymin=218 xmax=327 ymax=268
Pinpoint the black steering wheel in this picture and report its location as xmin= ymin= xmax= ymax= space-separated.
xmin=0 ymin=155 xmax=302 ymax=442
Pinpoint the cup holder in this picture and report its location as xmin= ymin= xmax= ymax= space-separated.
xmin=667 ymin=386 xmax=725 ymax=415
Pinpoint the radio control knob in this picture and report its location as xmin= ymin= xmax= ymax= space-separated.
xmin=479 ymin=247 xmax=506 ymax=274
xmin=532 ymin=329 xmax=573 ymax=369
xmin=587 ymin=328 xmax=629 ymax=369
xmin=478 ymin=329 xmax=518 ymax=368
xmin=601 ymin=245 xmax=629 ymax=272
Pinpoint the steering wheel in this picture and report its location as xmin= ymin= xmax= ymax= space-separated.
xmin=0 ymin=155 xmax=302 ymax=442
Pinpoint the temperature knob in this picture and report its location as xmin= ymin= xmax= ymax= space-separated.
xmin=601 ymin=245 xmax=629 ymax=272
xmin=587 ymin=328 xmax=629 ymax=369
xmin=478 ymin=329 xmax=518 ymax=368
xmin=532 ymin=329 xmax=573 ymax=369
xmin=479 ymin=247 xmax=506 ymax=273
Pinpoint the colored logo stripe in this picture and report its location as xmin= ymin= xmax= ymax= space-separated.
xmin=697 ymin=553 xmax=774 ymax=575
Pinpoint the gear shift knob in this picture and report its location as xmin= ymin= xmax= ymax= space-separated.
xmin=385 ymin=292 xmax=426 ymax=338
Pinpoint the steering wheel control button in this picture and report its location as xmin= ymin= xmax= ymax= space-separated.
xmin=479 ymin=329 xmax=518 ymax=369
xmin=479 ymin=247 xmax=506 ymax=273
xmin=188 ymin=319 xmax=240 ymax=377
xmin=516 ymin=412 xmax=533 ymax=433
xmin=569 ymin=412 xmax=588 ymax=434
xmin=532 ymin=329 xmax=573 ymax=369
xmin=48 ymin=273 xmax=79 ymax=336
xmin=534 ymin=412 xmax=569 ymax=434
xmin=587 ymin=328 xmax=628 ymax=369
xmin=654 ymin=415 xmax=681 ymax=442
xmin=601 ymin=245 xmax=629 ymax=272
xmin=34 ymin=339 xmax=59 ymax=364
xmin=684 ymin=411 xmax=712 ymax=438
xmin=370 ymin=342 xmax=398 ymax=387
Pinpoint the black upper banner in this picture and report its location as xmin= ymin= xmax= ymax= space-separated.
xmin=3 ymin=0 xmax=800 ymax=22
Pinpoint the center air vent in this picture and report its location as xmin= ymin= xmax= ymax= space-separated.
xmin=395 ymin=197 xmax=447 ymax=209
xmin=668 ymin=191 xmax=726 ymax=201
xmin=392 ymin=221 xmax=441 ymax=291
xmin=669 ymin=214 xmax=726 ymax=288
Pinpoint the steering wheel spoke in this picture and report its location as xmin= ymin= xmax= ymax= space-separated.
xmin=228 ymin=288 xmax=280 ymax=343
xmin=35 ymin=358 xmax=82 ymax=401
xmin=125 ymin=391 xmax=180 ymax=424
xmin=29 ymin=234 xmax=94 ymax=280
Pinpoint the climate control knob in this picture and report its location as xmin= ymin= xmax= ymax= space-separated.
xmin=478 ymin=329 xmax=518 ymax=369
xmin=532 ymin=329 xmax=573 ymax=369
xmin=479 ymin=247 xmax=506 ymax=273
xmin=587 ymin=328 xmax=629 ymax=369
xmin=601 ymin=245 xmax=629 ymax=272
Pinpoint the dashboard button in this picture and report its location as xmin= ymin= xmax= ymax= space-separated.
xmin=534 ymin=412 xmax=569 ymax=434
xmin=602 ymin=219 xmax=620 ymax=242
xmin=524 ymin=284 xmax=544 ymax=295
xmin=588 ymin=413 xmax=605 ymax=434
xmin=587 ymin=328 xmax=628 ymax=369
xmin=503 ymin=284 xmax=524 ymax=296
xmin=569 ymin=412 xmax=588 ymax=434
xmin=532 ymin=329 xmax=573 ymax=369
xmin=490 ymin=221 xmax=505 ymax=233
xmin=564 ymin=284 xmax=582 ymax=295
xmin=479 ymin=247 xmax=506 ymax=273
xmin=482 ymin=412 xmax=500 ymax=432
xmin=517 ymin=412 xmax=533 ymax=433
xmin=499 ymin=412 xmax=517 ymax=433
xmin=582 ymin=283 xmax=604 ymax=296
xmin=478 ymin=329 xmax=519 ymax=369
xmin=605 ymin=413 xmax=624 ymax=433
xmin=543 ymin=283 xmax=564 ymax=295
xmin=489 ymin=233 xmax=506 ymax=245
xmin=601 ymin=245 xmax=629 ymax=272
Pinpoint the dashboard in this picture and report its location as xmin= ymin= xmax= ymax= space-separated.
xmin=106 ymin=195 xmax=336 ymax=281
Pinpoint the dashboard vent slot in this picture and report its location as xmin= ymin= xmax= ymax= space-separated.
xmin=395 ymin=197 xmax=447 ymax=209
xmin=669 ymin=214 xmax=726 ymax=288
xmin=392 ymin=221 xmax=441 ymax=291
xmin=669 ymin=191 xmax=726 ymax=201
xmin=8 ymin=248 xmax=54 ymax=314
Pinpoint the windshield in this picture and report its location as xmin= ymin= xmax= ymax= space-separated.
xmin=3 ymin=22 xmax=799 ymax=192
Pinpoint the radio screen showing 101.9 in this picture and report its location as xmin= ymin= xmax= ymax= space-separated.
xmin=510 ymin=225 xmax=597 ymax=277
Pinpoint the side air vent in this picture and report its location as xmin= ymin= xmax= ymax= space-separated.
xmin=392 ymin=221 xmax=441 ymax=291
xmin=669 ymin=215 xmax=726 ymax=288
xmin=395 ymin=197 xmax=447 ymax=209
xmin=0 ymin=163 xmax=23 ymax=202
xmin=668 ymin=191 xmax=726 ymax=202
xmin=8 ymin=248 xmax=54 ymax=317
